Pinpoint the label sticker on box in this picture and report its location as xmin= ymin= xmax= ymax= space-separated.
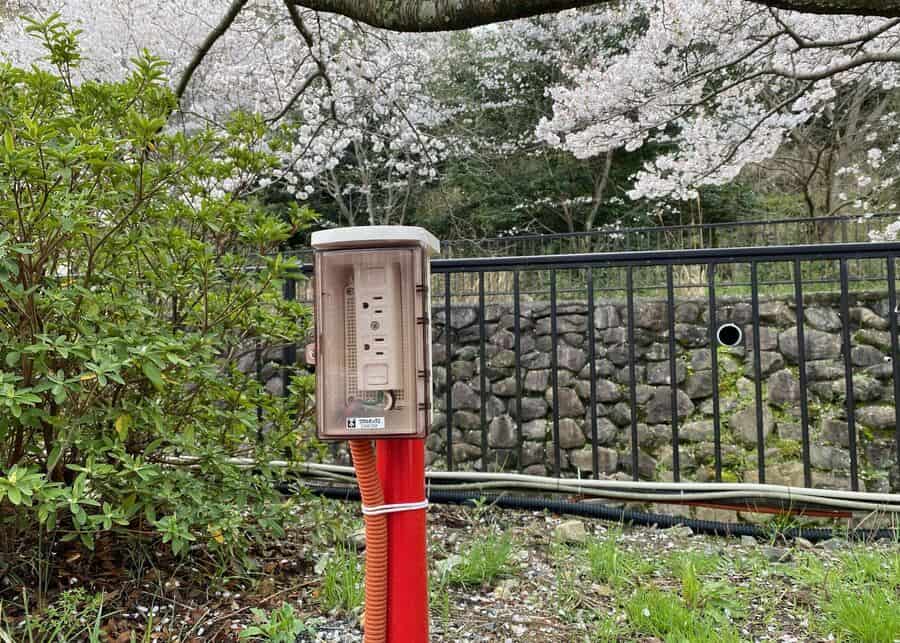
xmin=347 ymin=417 xmax=385 ymax=430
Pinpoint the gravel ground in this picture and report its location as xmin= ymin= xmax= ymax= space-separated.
xmin=8 ymin=498 xmax=895 ymax=641
xmin=300 ymin=501 xmax=900 ymax=642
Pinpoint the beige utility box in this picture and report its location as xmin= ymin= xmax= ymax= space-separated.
xmin=310 ymin=227 xmax=439 ymax=440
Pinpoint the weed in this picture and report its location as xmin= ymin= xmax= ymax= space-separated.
xmin=787 ymin=552 xmax=830 ymax=588
xmin=318 ymin=545 xmax=364 ymax=613
xmin=1 ymin=589 xmax=115 ymax=643
xmin=447 ymin=532 xmax=513 ymax=588
xmin=429 ymin=574 xmax=453 ymax=634
xmin=239 ymin=603 xmax=313 ymax=642
xmin=592 ymin=611 xmax=624 ymax=642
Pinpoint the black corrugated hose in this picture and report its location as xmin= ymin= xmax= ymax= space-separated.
xmin=291 ymin=483 xmax=899 ymax=543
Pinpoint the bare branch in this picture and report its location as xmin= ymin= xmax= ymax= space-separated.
xmin=771 ymin=51 xmax=900 ymax=80
xmin=174 ymin=0 xmax=250 ymax=101
xmin=265 ymin=70 xmax=323 ymax=123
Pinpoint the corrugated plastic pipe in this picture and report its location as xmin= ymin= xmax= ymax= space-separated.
xmin=348 ymin=440 xmax=387 ymax=643
xmin=305 ymin=485 xmax=899 ymax=543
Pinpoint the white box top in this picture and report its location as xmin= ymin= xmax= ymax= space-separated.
xmin=311 ymin=226 xmax=440 ymax=255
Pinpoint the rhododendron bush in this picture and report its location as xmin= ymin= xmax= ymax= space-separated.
xmin=0 ymin=17 xmax=313 ymax=563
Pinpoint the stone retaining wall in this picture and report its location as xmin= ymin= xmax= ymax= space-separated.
xmin=428 ymin=291 xmax=900 ymax=493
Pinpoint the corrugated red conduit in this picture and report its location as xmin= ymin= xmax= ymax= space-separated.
xmin=348 ymin=440 xmax=387 ymax=643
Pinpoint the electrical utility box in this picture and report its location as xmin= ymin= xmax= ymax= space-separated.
xmin=311 ymin=227 xmax=439 ymax=440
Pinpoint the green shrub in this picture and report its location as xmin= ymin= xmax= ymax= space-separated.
xmin=0 ymin=15 xmax=315 ymax=575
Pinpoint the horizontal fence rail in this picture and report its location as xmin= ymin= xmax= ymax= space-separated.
xmin=278 ymin=212 xmax=898 ymax=266
xmin=438 ymin=212 xmax=898 ymax=258
xmin=280 ymin=240 xmax=900 ymax=497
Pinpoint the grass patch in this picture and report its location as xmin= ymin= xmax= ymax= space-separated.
xmin=318 ymin=545 xmax=364 ymax=614
xmin=824 ymin=586 xmax=900 ymax=643
xmin=585 ymin=532 xmax=654 ymax=586
xmin=447 ymin=532 xmax=514 ymax=588
xmin=625 ymin=588 xmax=741 ymax=642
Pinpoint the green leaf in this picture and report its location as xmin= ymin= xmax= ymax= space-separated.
xmin=47 ymin=443 xmax=63 ymax=472
xmin=142 ymin=361 xmax=164 ymax=390
xmin=115 ymin=414 xmax=132 ymax=441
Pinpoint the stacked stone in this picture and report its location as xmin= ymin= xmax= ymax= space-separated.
xmin=429 ymin=292 xmax=899 ymax=492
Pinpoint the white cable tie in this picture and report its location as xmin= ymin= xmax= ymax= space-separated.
xmin=361 ymin=499 xmax=429 ymax=516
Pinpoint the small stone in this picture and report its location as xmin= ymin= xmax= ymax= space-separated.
xmin=855 ymin=406 xmax=896 ymax=430
xmin=779 ymin=327 xmax=841 ymax=363
xmin=524 ymin=369 xmax=550 ymax=392
xmin=762 ymin=546 xmax=792 ymax=563
xmin=558 ymin=418 xmax=586 ymax=449
xmin=852 ymin=306 xmax=889 ymax=330
xmin=818 ymin=538 xmax=845 ymax=551
xmin=740 ymin=535 xmax=757 ymax=547
xmin=645 ymin=388 xmax=694 ymax=424
xmin=684 ymin=371 xmax=714 ymax=399
xmin=730 ymin=405 xmax=775 ymax=446
xmin=557 ymin=345 xmax=587 ymax=373
xmin=680 ymin=421 xmax=715 ymax=442
xmin=667 ymin=525 xmax=693 ymax=538
xmin=595 ymin=378 xmax=622 ymax=402
xmin=451 ymin=381 xmax=480 ymax=410
xmin=522 ymin=419 xmax=548 ymax=441
xmin=795 ymin=537 xmax=814 ymax=550
xmin=805 ymin=307 xmax=842 ymax=332
xmin=347 ymin=529 xmax=366 ymax=551
xmin=488 ymin=415 xmax=517 ymax=448
xmin=768 ymin=369 xmax=801 ymax=406
xmin=554 ymin=519 xmax=587 ymax=544
xmin=449 ymin=307 xmax=478 ymax=329
xmin=851 ymin=345 xmax=884 ymax=367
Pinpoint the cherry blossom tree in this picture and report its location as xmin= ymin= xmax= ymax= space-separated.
xmin=0 ymin=1 xmax=452 ymax=226
xmin=534 ymin=1 xmax=900 ymax=232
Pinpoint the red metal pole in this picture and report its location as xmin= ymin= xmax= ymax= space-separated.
xmin=376 ymin=437 xmax=428 ymax=642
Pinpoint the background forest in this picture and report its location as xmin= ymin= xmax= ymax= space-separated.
xmin=4 ymin=0 xmax=900 ymax=244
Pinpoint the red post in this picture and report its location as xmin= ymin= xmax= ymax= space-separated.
xmin=376 ymin=438 xmax=428 ymax=642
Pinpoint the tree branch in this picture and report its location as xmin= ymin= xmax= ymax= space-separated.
xmin=175 ymin=0 xmax=250 ymax=101
xmin=290 ymin=0 xmax=605 ymax=31
xmin=288 ymin=0 xmax=900 ymax=31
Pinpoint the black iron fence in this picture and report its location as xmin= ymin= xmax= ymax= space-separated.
xmin=425 ymin=242 xmax=900 ymax=492
xmin=274 ymin=239 xmax=900 ymax=493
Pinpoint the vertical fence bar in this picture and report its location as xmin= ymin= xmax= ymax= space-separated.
xmin=255 ymin=339 xmax=263 ymax=442
xmin=513 ymin=270 xmax=524 ymax=472
xmin=839 ymin=259 xmax=859 ymax=491
xmin=281 ymin=277 xmax=297 ymax=398
xmin=587 ymin=269 xmax=600 ymax=479
xmin=665 ymin=265 xmax=680 ymax=481
xmin=888 ymin=256 xmax=900 ymax=480
xmin=626 ymin=267 xmax=639 ymax=481
xmin=444 ymin=273 xmax=454 ymax=470
xmin=550 ymin=269 xmax=561 ymax=477
xmin=707 ymin=263 xmax=722 ymax=482
xmin=750 ymin=262 xmax=766 ymax=483
xmin=793 ymin=258 xmax=812 ymax=487
xmin=478 ymin=271 xmax=488 ymax=471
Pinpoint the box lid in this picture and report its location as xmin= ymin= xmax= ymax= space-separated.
xmin=311 ymin=226 xmax=439 ymax=255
